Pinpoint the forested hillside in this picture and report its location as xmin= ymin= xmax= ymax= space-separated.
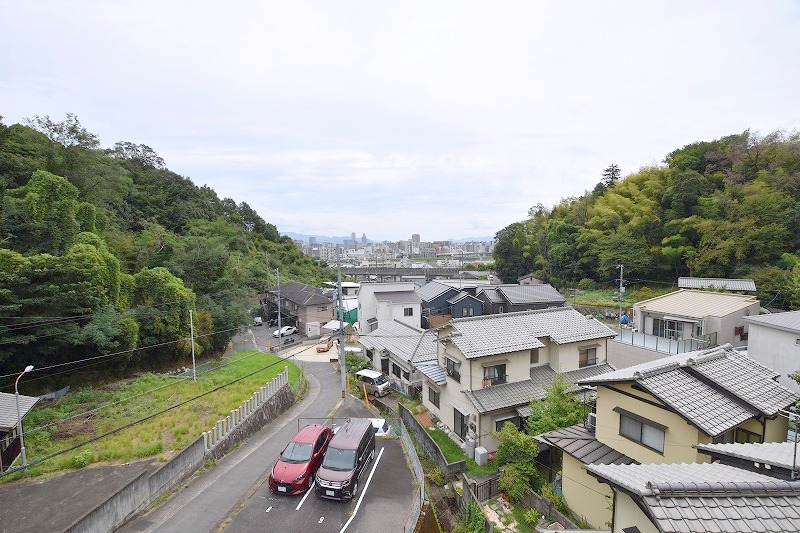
xmin=494 ymin=130 xmax=800 ymax=309
xmin=0 ymin=114 xmax=333 ymax=383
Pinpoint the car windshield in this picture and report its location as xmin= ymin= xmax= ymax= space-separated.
xmin=321 ymin=447 xmax=356 ymax=471
xmin=373 ymin=374 xmax=388 ymax=385
xmin=281 ymin=442 xmax=312 ymax=463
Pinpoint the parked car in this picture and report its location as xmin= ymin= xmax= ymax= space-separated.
xmin=253 ymin=316 xmax=263 ymax=326
xmin=354 ymin=369 xmax=391 ymax=397
xmin=368 ymin=418 xmax=393 ymax=436
xmin=269 ymin=424 xmax=333 ymax=495
xmin=272 ymin=325 xmax=297 ymax=338
xmin=316 ymin=335 xmax=335 ymax=353
xmin=315 ymin=418 xmax=375 ymax=500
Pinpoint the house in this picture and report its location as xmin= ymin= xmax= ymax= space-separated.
xmin=540 ymin=345 xmax=799 ymax=528
xmin=632 ymin=289 xmax=760 ymax=347
xmin=476 ymin=284 xmax=566 ymax=315
xmin=419 ymin=307 xmax=616 ymax=452
xmin=323 ymin=281 xmax=360 ymax=299
xmin=358 ymin=320 xmax=437 ymax=396
xmin=517 ymin=273 xmax=545 ymax=285
xmin=357 ymin=282 xmax=421 ymax=333
xmin=417 ymin=281 xmax=484 ymax=329
xmin=743 ymin=310 xmax=800 ymax=393
xmin=585 ymin=462 xmax=800 ymax=533
xmin=0 ymin=392 xmax=39 ymax=472
xmin=678 ymin=276 xmax=757 ymax=292
xmin=696 ymin=441 xmax=800 ymax=481
xmin=265 ymin=281 xmax=335 ymax=335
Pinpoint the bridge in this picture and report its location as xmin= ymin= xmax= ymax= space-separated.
xmin=340 ymin=266 xmax=463 ymax=282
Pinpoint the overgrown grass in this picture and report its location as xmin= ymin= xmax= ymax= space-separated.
xmin=567 ymin=287 xmax=674 ymax=307
xmin=510 ymin=503 xmax=537 ymax=533
xmin=5 ymin=351 xmax=299 ymax=480
xmin=466 ymin=458 xmax=498 ymax=476
xmin=425 ymin=426 xmax=467 ymax=464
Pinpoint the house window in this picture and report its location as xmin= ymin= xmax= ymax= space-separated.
xmin=428 ymin=387 xmax=440 ymax=408
xmin=579 ymin=347 xmax=597 ymax=367
xmin=653 ymin=318 xmax=681 ymax=340
xmin=318 ymin=306 xmax=328 ymax=311
xmin=495 ymin=416 xmax=521 ymax=432
xmin=454 ymin=409 xmax=468 ymax=438
xmin=482 ymin=364 xmax=507 ymax=387
xmin=530 ymin=349 xmax=539 ymax=364
xmin=402 ymin=370 xmax=410 ymax=381
xmin=445 ymin=358 xmax=461 ymax=383
xmin=735 ymin=427 xmax=761 ymax=444
xmin=498 ymin=306 xmax=505 ymax=313
xmin=392 ymin=363 xmax=402 ymax=378
xmin=404 ymin=308 xmax=414 ymax=317
xmin=461 ymin=306 xmax=474 ymax=317
xmin=616 ymin=408 xmax=666 ymax=453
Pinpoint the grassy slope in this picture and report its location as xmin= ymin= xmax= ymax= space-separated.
xmin=9 ymin=351 xmax=299 ymax=480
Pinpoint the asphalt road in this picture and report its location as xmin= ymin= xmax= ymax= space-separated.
xmin=120 ymin=334 xmax=415 ymax=533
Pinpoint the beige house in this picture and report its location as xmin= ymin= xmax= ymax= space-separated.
xmin=539 ymin=344 xmax=799 ymax=528
xmin=419 ymin=307 xmax=616 ymax=452
xmin=586 ymin=462 xmax=800 ymax=533
xmin=633 ymin=289 xmax=760 ymax=347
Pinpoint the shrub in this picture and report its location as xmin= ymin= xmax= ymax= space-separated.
xmin=632 ymin=286 xmax=655 ymax=301
xmin=345 ymin=353 xmax=371 ymax=374
xmin=133 ymin=441 xmax=163 ymax=458
xmin=523 ymin=508 xmax=541 ymax=526
xmin=541 ymin=484 xmax=568 ymax=515
xmin=577 ymin=278 xmax=597 ymax=290
xmin=427 ymin=467 xmax=445 ymax=486
xmin=499 ymin=463 xmax=532 ymax=502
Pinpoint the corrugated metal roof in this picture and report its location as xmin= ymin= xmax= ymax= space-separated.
xmin=537 ymin=423 xmax=636 ymax=465
xmin=496 ymin=284 xmax=566 ymax=305
xmin=580 ymin=345 xmax=799 ymax=436
xmin=445 ymin=307 xmax=616 ymax=359
xmin=696 ymin=442 xmax=800 ymax=471
xmin=416 ymin=363 xmax=447 ymax=385
xmin=678 ymin=277 xmax=757 ymax=291
xmin=417 ymin=281 xmax=455 ymax=302
xmin=476 ymin=287 xmax=505 ymax=303
xmin=635 ymin=289 xmax=758 ymax=319
xmin=586 ymin=462 xmax=800 ymax=533
xmin=744 ymin=310 xmax=800 ymax=334
xmin=0 ymin=392 xmax=39 ymax=430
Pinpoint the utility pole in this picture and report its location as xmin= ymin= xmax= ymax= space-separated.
xmin=616 ymin=264 xmax=624 ymax=324
xmin=337 ymin=246 xmax=346 ymax=399
xmin=189 ymin=310 xmax=196 ymax=381
xmin=276 ymin=268 xmax=282 ymax=344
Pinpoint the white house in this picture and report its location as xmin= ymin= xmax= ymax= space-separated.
xmin=357 ymin=282 xmax=421 ymax=333
xmin=743 ymin=310 xmax=800 ymax=393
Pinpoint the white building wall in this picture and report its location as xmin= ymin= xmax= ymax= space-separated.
xmin=746 ymin=323 xmax=800 ymax=393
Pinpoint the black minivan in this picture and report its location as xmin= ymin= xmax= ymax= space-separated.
xmin=315 ymin=418 xmax=375 ymax=500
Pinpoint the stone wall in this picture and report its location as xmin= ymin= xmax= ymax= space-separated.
xmin=398 ymin=403 xmax=466 ymax=479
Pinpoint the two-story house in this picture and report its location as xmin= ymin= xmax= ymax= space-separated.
xmin=418 ymin=281 xmax=484 ymax=329
xmin=419 ymin=307 xmax=616 ymax=452
xmin=475 ymin=284 xmax=566 ymax=315
xmin=358 ymin=320 xmax=437 ymax=396
xmin=357 ymin=282 xmax=421 ymax=333
xmin=743 ymin=310 xmax=800 ymax=393
xmin=265 ymin=281 xmax=334 ymax=335
xmin=632 ymin=289 xmax=760 ymax=347
xmin=538 ymin=344 xmax=799 ymax=528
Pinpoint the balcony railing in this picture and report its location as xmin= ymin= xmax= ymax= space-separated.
xmin=482 ymin=375 xmax=507 ymax=387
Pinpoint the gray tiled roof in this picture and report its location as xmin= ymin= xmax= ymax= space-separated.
xmin=696 ymin=442 xmax=800 ymax=472
xmin=586 ymin=462 xmax=800 ymax=533
xmin=496 ymin=284 xmax=566 ymax=305
xmin=463 ymin=363 xmax=613 ymax=414
xmin=358 ymin=320 xmax=436 ymax=364
xmin=445 ymin=307 xmax=616 ymax=359
xmin=270 ymin=281 xmax=332 ymax=306
xmin=374 ymin=290 xmax=421 ymax=304
xmin=744 ymin=310 xmax=800 ymax=334
xmin=678 ymin=277 xmax=757 ymax=291
xmin=417 ymin=281 xmax=455 ymax=302
xmin=580 ymin=345 xmax=800 ymax=436
xmin=0 ymin=392 xmax=39 ymax=430
xmin=537 ymin=423 xmax=636 ymax=466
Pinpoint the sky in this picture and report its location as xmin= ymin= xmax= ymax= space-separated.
xmin=2 ymin=1 xmax=799 ymax=242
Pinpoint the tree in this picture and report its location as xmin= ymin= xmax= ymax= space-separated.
xmin=493 ymin=221 xmax=535 ymax=283
xmin=526 ymin=374 xmax=586 ymax=436
xmin=602 ymin=164 xmax=621 ymax=187
xmin=494 ymin=422 xmax=542 ymax=502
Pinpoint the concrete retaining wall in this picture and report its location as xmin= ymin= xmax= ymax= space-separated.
xmin=64 ymin=369 xmax=298 ymax=533
xmin=398 ymin=404 xmax=466 ymax=479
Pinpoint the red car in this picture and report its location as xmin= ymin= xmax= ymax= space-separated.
xmin=269 ymin=424 xmax=333 ymax=495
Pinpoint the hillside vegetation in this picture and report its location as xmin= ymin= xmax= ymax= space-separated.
xmin=493 ymin=130 xmax=800 ymax=309
xmin=0 ymin=114 xmax=333 ymax=384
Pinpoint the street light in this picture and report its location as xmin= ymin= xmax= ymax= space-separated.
xmin=15 ymin=364 xmax=34 ymax=472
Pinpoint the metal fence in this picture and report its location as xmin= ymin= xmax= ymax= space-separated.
xmin=615 ymin=329 xmax=717 ymax=355
xmin=475 ymin=475 xmax=501 ymax=501
xmin=400 ymin=418 xmax=425 ymax=533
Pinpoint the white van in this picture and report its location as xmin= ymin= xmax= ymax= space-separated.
xmin=354 ymin=369 xmax=391 ymax=398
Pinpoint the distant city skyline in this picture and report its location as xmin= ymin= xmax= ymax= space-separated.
xmin=283 ymin=230 xmax=495 ymax=245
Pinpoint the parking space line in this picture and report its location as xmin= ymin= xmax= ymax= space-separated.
xmin=296 ymin=481 xmax=315 ymax=511
xmin=339 ymin=447 xmax=385 ymax=533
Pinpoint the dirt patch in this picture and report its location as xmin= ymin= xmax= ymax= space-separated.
xmin=52 ymin=416 xmax=96 ymax=439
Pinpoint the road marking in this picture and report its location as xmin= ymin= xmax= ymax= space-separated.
xmin=296 ymin=481 xmax=315 ymax=510
xmin=265 ymin=506 xmax=272 ymax=513
xmin=339 ymin=447 xmax=384 ymax=533
xmin=319 ymin=517 xmax=324 ymax=523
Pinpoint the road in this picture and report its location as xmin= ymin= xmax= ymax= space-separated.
xmin=120 ymin=330 xmax=415 ymax=533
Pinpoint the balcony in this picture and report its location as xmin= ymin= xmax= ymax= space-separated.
xmin=482 ymin=375 xmax=507 ymax=387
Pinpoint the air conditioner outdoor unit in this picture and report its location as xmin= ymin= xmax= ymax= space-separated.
xmin=586 ymin=413 xmax=597 ymax=432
